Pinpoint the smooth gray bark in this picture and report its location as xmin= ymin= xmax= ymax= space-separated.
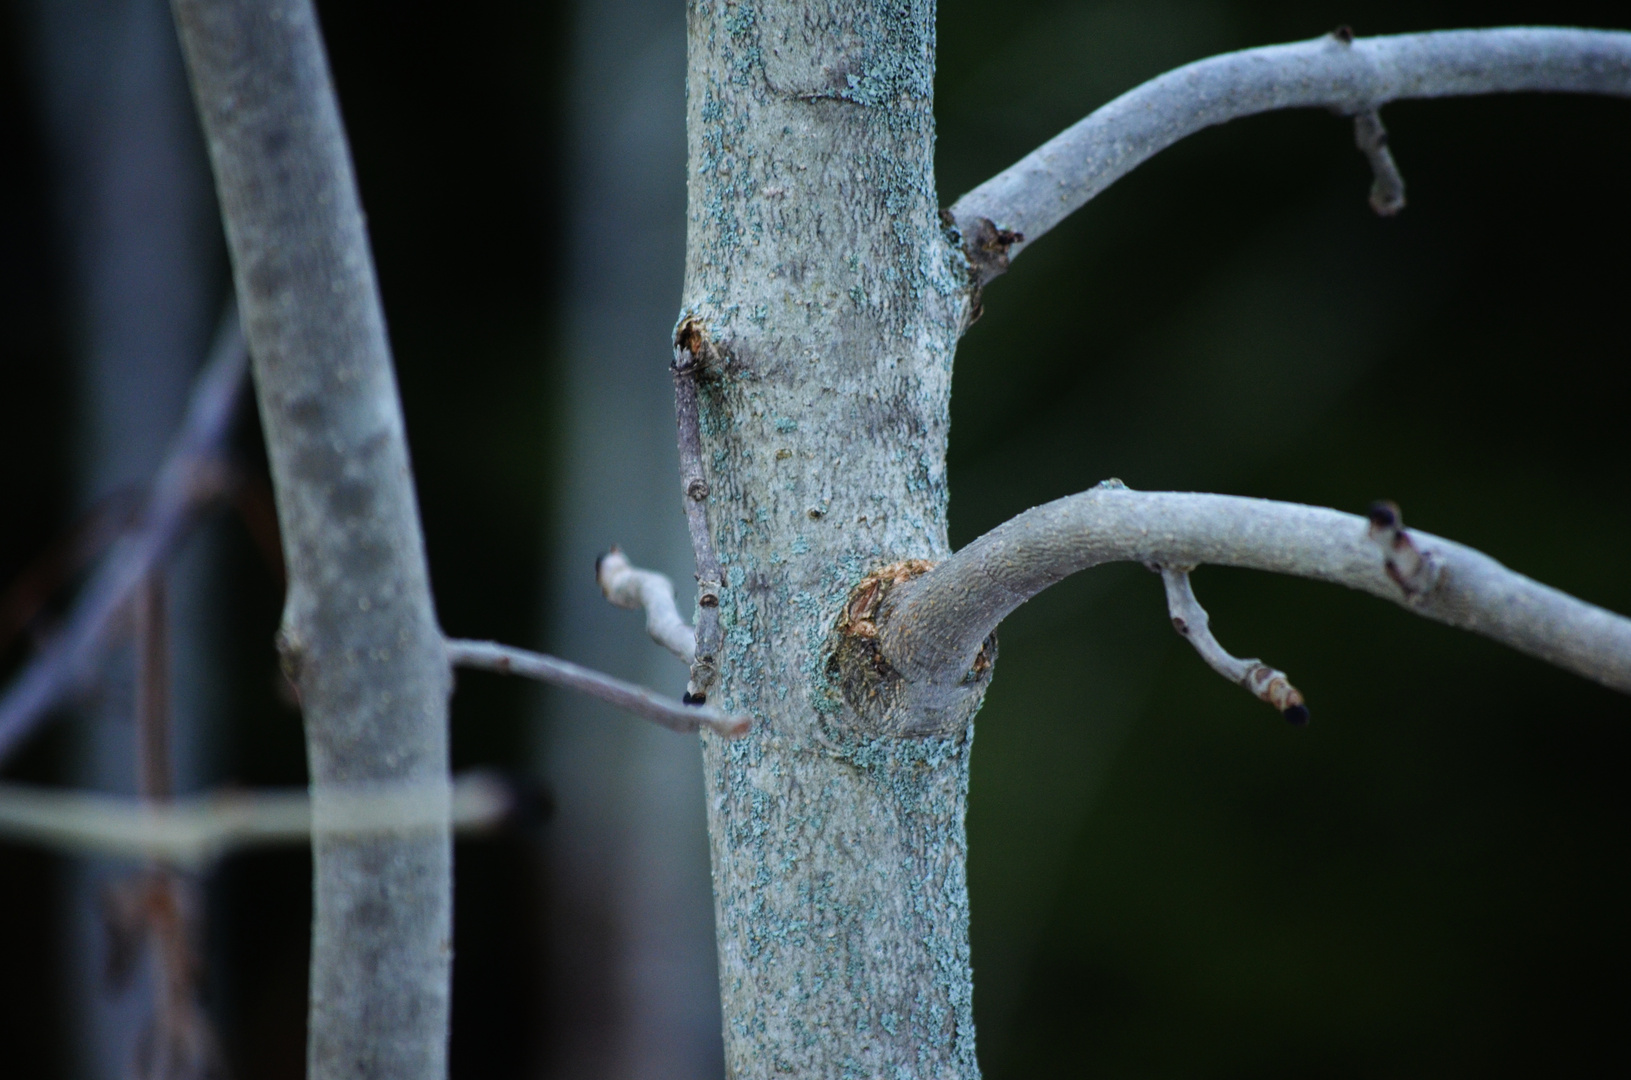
xmin=169 ymin=3 xmax=453 ymax=1079
xmin=882 ymin=488 xmax=1631 ymax=703
xmin=949 ymin=28 xmax=1631 ymax=274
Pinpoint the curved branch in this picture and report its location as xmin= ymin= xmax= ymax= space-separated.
xmin=445 ymin=639 xmax=749 ymax=738
xmin=879 ymin=484 xmax=1631 ymax=705
xmin=596 ymin=548 xmax=696 ymax=664
xmin=948 ymin=27 xmax=1631 ymax=281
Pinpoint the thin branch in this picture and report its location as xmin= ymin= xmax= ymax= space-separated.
xmin=673 ymin=317 xmax=724 ymax=704
xmin=1352 ymin=109 xmax=1406 ymax=215
xmin=445 ymin=638 xmax=750 ymax=738
xmin=0 ymin=303 xmax=247 ymax=765
xmin=879 ymin=483 xmax=1631 ymax=706
xmin=948 ymin=27 xmax=1631 ymax=281
xmin=1158 ymin=566 xmax=1308 ymax=724
xmin=596 ymin=548 xmax=696 ymax=664
xmin=0 ymin=773 xmax=512 ymax=868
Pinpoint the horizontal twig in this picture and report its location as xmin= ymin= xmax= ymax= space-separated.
xmin=0 ymin=303 xmax=248 ymax=765
xmin=1159 ymin=566 xmax=1308 ymax=724
xmin=948 ymin=27 xmax=1631 ymax=280
xmin=445 ymin=638 xmax=750 ymax=737
xmin=596 ymin=548 xmax=696 ymax=664
xmin=0 ymin=773 xmax=511 ymax=868
xmin=879 ymin=484 xmax=1631 ymax=705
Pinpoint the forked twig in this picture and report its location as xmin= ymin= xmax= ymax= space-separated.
xmin=948 ymin=27 xmax=1631 ymax=280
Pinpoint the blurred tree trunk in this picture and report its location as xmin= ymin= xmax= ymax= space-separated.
xmin=24 ymin=0 xmax=222 ymax=1076
xmin=535 ymin=0 xmax=724 ymax=1075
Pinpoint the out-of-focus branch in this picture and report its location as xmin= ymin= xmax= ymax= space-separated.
xmin=0 ymin=305 xmax=246 ymax=765
xmin=0 ymin=773 xmax=512 ymax=868
xmin=597 ymin=548 xmax=696 ymax=664
xmin=171 ymin=3 xmax=455 ymax=1078
xmin=673 ymin=317 xmax=724 ymax=704
xmin=1158 ymin=566 xmax=1308 ymax=724
xmin=1352 ymin=109 xmax=1406 ymax=215
xmin=878 ymin=483 xmax=1631 ymax=712
xmin=446 ymin=638 xmax=750 ymax=738
xmin=948 ymin=27 xmax=1631 ymax=283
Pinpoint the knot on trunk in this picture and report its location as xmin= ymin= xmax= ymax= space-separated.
xmin=952 ymin=214 xmax=1023 ymax=287
xmin=826 ymin=561 xmax=996 ymax=739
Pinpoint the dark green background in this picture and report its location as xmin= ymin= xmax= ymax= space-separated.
xmin=2 ymin=1 xmax=1627 ymax=1075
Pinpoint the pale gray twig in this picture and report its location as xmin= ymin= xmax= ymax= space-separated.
xmin=596 ymin=548 xmax=696 ymax=664
xmin=0 ymin=304 xmax=246 ymax=765
xmin=446 ymin=638 xmax=750 ymax=738
xmin=948 ymin=27 xmax=1631 ymax=281
xmin=879 ymin=484 xmax=1631 ymax=711
xmin=1158 ymin=566 xmax=1308 ymax=724
xmin=673 ymin=317 xmax=724 ymax=704
xmin=1353 ymin=109 xmax=1407 ymax=215
xmin=0 ymin=773 xmax=512 ymax=868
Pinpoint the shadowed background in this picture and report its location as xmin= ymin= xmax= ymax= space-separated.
xmin=0 ymin=0 xmax=1626 ymax=1076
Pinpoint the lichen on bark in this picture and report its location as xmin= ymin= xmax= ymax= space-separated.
xmin=682 ymin=0 xmax=983 ymax=1074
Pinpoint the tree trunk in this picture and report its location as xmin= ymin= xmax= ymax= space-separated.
xmin=682 ymin=1 xmax=980 ymax=1074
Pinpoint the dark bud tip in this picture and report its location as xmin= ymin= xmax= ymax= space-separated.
xmin=682 ymin=691 xmax=706 ymax=706
xmin=1367 ymin=501 xmax=1399 ymax=529
xmin=1283 ymin=703 xmax=1310 ymax=726
xmin=1332 ymin=24 xmax=1354 ymax=43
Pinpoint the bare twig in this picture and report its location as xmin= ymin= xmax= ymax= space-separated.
xmin=1158 ymin=566 xmax=1308 ymax=724
xmin=1353 ymin=109 xmax=1406 ymax=215
xmin=0 ymin=304 xmax=246 ymax=765
xmin=446 ymin=638 xmax=750 ymax=738
xmin=948 ymin=27 xmax=1631 ymax=281
xmin=673 ymin=317 xmax=724 ymax=704
xmin=0 ymin=773 xmax=512 ymax=868
xmin=879 ymin=484 xmax=1631 ymax=710
xmin=596 ymin=548 xmax=696 ymax=664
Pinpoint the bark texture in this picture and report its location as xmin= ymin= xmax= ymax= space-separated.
xmin=169 ymin=3 xmax=453 ymax=1079
xmin=682 ymin=0 xmax=981 ymax=1074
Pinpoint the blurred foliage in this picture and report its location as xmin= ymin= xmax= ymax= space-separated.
xmin=1 ymin=0 xmax=1627 ymax=1076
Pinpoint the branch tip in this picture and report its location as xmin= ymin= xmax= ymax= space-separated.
xmin=596 ymin=548 xmax=696 ymax=663
xmin=1160 ymin=567 xmax=1309 ymax=723
xmin=1354 ymin=109 xmax=1407 ymax=216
